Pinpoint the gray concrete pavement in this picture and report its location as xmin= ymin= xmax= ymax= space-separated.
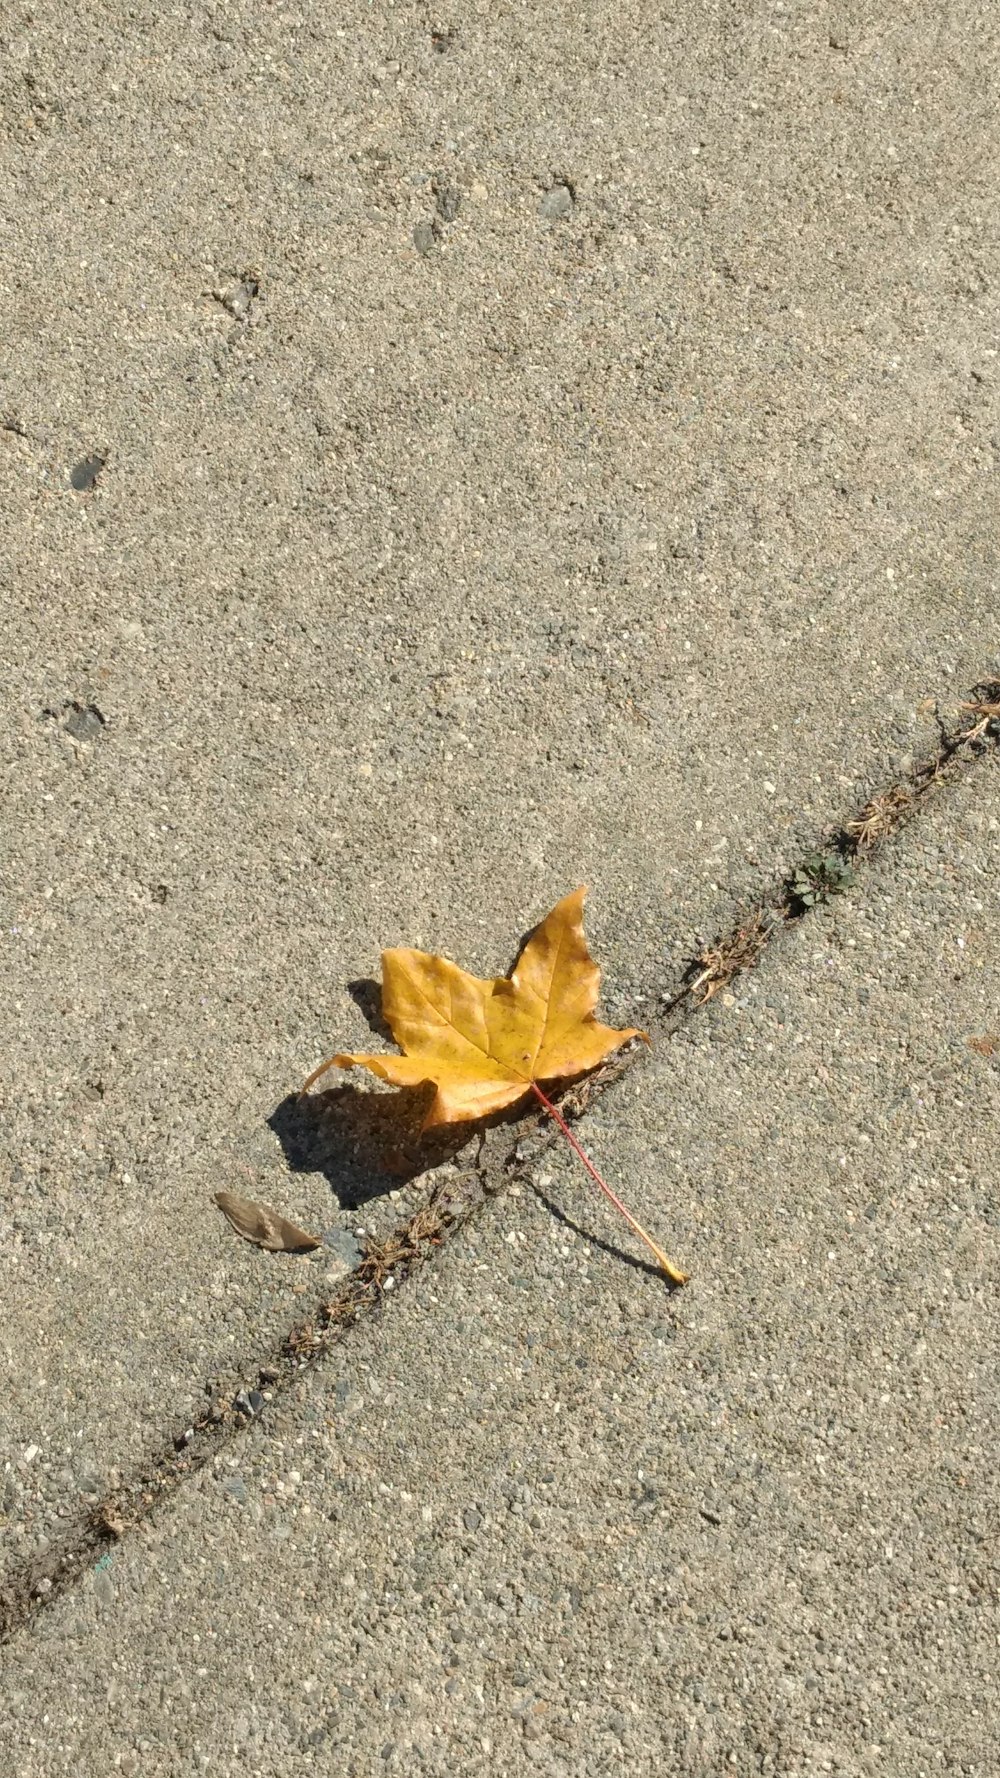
xmin=2 ymin=757 xmax=997 ymax=1777
xmin=3 ymin=0 xmax=998 ymax=1560
xmin=2 ymin=0 xmax=1000 ymax=1769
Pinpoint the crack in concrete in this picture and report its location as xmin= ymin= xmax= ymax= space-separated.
xmin=2 ymin=678 xmax=998 ymax=1646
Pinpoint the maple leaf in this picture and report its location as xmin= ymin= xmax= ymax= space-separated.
xmin=302 ymin=888 xmax=687 ymax=1285
xmin=302 ymin=887 xmax=644 ymax=1127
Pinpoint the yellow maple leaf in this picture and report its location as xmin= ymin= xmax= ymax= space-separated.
xmin=302 ymin=888 xmax=687 ymax=1284
xmin=303 ymin=886 xmax=644 ymax=1127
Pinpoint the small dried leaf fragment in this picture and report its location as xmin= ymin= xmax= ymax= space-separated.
xmin=967 ymin=1034 xmax=998 ymax=1057
xmin=214 ymin=1190 xmax=321 ymax=1252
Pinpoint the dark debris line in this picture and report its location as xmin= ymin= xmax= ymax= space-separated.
xmin=667 ymin=679 xmax=1000 ymax=1014
xmin=1 ymin=679 xmax=998 ymax=1645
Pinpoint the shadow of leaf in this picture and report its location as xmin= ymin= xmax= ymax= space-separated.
xmin=503 ymin=913 xmax=545 ymax=979
xmin=528 ymin=1179 xmax=682 ymax=1287
xmin=347 ymin=977 xmax=394 ymax=1044
xmin=268 ymin=1083 xmax=478 ymax=1209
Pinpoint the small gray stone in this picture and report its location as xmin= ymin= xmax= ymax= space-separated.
xmin=217 ymin=275 xmax=259 ymax=319
xmin=322 ymin=1229 xmax=362 ymax=1269
xmin=94 ymin=1565 xmax=116 ymax=1607
xmin=64 ymin=702 xmax=106 ymax=742
xmin=412 ymin=220 xmax=439 ymax=255
xmin=434 ymin=184 xmax=461 ymax=223
xmin=539 ymin=183 xmax=573 ymax=220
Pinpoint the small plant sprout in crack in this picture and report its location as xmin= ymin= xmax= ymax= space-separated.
xmin=789 ymin=850 xmax=857 ymax=912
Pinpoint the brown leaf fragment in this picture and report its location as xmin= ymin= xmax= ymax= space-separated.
xmin=214 ymin=1190 xmax=321 ymax=1252
xmin=967 ymin=1034 xmax=998 ymax=1058
xmin=92 ymin=1498 xmax=127 ymax=1539
xmin=693 ymin=909 xmax=774 ymax=1002
xmin=845 ymin=783 xmax=914 ymax=850
xmin=959 ymin=695 xmax=1000 ymax=741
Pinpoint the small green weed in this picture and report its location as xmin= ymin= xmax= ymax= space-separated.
xmin=790 ymin=850 xmax=856 ymax=910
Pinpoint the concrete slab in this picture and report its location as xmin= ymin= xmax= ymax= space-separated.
xmin=1 ymin=745 xmax=997 ymax=1771
xmin=2 ymin=0 xmax=999 ymax=1656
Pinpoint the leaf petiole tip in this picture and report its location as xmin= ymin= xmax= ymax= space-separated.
xmin=530 ymin=1082 xmax=688 ymax=1287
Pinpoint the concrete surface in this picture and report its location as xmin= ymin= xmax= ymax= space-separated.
xmin=3 ymin=0 xmax=999 ymax=1562
xmin=2 ymin=754 xmax=997 ymax=1777
xmin=1 ymin=0 xmax=999 ymax=1768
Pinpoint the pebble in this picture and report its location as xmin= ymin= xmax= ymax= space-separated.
xmin=217 ymin=276 xmax=258 ymax=320
xmin=539 ymin=183 xmax=573 ymax=220
xmin=323 ymin=1229 xmax=362 ymax=1269
xmin=64 ymin=702 xmax=106 ymax=742
xmin=412 ymin=220 xmax=439 ymax=255
xmin=94 ymin=1567 xmax=116 ymax=1607
xmin=434 ymin=183 xmax=461 ymax=222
